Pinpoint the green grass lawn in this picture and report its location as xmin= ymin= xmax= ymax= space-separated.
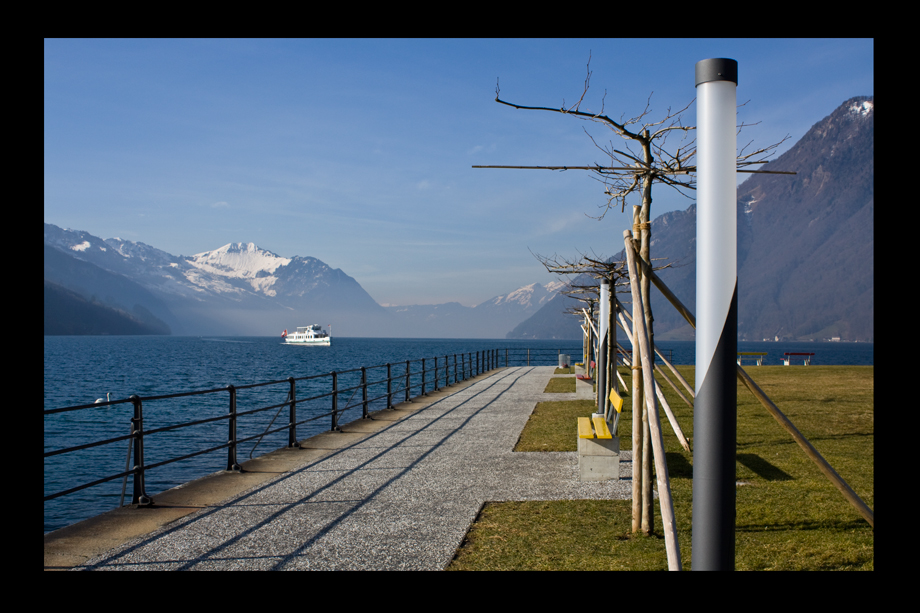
xmin=542 ymin=376 xmax=576 ymax=394
xmin=448 ymin=365 xmax=874 ymax=570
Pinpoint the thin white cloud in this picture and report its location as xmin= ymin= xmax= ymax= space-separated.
xmin=539 ymin=211 xmax=588 ymax=236
xmin=467 ymin=143 xmax=496 ymax=155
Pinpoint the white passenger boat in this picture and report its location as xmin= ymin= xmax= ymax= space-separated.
xmin=282 ymin=325 xmax=331 ymax=346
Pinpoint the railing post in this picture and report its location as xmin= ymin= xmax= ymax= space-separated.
xmin=331 ymin=371 xmax=340 ymax=431
xmin=421 ymin=358 xmax=427 ymax=396
xmin=405 ymin=360 xmax=411 ymax=402
xmin=434 ymin=356 xmax=439 ymax=391
xmin=226 ymin=386 xmax=242 ymax=472
xmin=288 ymin=377 xmax=299 ymax=448
xmin=128 ymin=395 xmax=153 ymax=506
xmin=387 ymin=363 xmax=393 ymax=409
xmin=361 ymin=366 xmax=369 ymax=419
xmin=454 ymin=353 xmax=458 ymax=384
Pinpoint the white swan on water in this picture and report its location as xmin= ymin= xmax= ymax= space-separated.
xmin=94 ymin=392 xmax=111 ymax=404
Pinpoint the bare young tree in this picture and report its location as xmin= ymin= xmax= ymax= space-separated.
xmin=494 ymin=53 xmax=788 ymax=220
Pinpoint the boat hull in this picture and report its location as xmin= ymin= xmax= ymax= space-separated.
xmin=284 ymin=338 xmax=331 ymax=346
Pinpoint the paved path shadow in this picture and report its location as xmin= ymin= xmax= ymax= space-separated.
xmin=78 ymin=367 xmax=631 ymax=571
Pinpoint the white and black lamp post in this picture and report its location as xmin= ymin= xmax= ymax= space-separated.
xmin=693 ymin=58 xmax=738 ymax=571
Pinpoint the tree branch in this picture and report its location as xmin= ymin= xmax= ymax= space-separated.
xmin=495 ymin=54 xmax=791 ymax=219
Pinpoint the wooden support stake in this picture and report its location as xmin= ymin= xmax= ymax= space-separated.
xmin=616 ymin=309 xmax=691 ymax=451
xmin=624 ymin=230 xmax=682 ymax=570
xmin=655 ymin=363 xmax=694 ymax=408
xmin=613 ymin=343 xmax=629 ymax=392
xmin=653 ymin=375 xmax=691 ymax=453
xmin=620 ymin=296 xmax=696 ymax=396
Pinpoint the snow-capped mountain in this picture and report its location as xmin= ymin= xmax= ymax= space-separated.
xmin=44 ymin=224 xmax=385 ymax=335
xmin=184 ymin=243 xmax=291 ymax=297
xmin=178 ymin=242 xmax=382 ymax=315
xmin=45 ymin=225 xmax=208 ymax=303
xmin=477 ymin=281 xmax=565 ymax=311
xmin=381 ymin=281 xmax=566 ymax=338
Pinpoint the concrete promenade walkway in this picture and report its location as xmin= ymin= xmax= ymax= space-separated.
xmin=71 ymin=366 xmax=631 ymax=571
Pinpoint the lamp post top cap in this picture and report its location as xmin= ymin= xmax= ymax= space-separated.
xmin=695 ymin=58 xmax=738 ymax=87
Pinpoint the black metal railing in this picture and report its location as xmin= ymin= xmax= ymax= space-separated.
xmin=44 ymin=347 xmax=579 ymax=512
xmin=502 ymin=347 xmax=581 ymax=367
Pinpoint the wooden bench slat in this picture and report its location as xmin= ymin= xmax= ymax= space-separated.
xmin=609 ymin=389 xmax=623 ymax=413
xmin=592 ymin=415 xmax=613 ymax=439
xmin=578 ymin=416 xmax=594 ymax=439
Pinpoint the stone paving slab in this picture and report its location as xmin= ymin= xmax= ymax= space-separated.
xmin=76 ymin=366 xmax=631 ymax=571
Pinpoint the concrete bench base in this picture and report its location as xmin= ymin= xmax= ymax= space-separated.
xmin=577 ymin=415 xmax=620 ymax=482
xmin=578 ymin=436 xmax=620 ymax=481
xmin=575 ymin=376 xmax=594 ymax=400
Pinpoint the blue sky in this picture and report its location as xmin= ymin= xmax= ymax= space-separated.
xmin=44 ymin=38 xmax=873 ymax=306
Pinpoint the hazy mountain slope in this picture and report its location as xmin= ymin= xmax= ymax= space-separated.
xmin=44 ymin=280 xmax=170 ymax=335
xmin=43 ymin=243 xmax=181 ymax=333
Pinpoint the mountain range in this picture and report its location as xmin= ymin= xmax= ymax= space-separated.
xmin=508 ymin=96 xmax=874 ymax=342
xmin=44 ymin=95 xmax=872 ymax=341
xmin=43 ymin=223 xmax=563 ymax=338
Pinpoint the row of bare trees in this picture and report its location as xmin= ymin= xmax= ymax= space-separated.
xmin=485 ymin=56 xmax=870 ymax=568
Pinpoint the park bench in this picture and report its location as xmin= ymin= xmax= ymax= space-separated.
xmin=783 ymin=352 xmax=815 ymax=365
xmin=737 ymin=352 xmax=767 ymax=366
xmin=574 ymin=361 xmax=595 ymax=399
xmin=574 ymin=361 xmax=595 ymax=378
xmin=577 ymin=414 xmax=619 ymax=481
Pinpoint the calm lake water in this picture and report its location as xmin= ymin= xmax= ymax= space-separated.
xmin=44 ymin=336 xmax=872 ymax=533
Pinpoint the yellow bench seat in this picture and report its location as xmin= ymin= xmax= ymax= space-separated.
xmin=577 ymin=416 xmax=612 ymax=440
